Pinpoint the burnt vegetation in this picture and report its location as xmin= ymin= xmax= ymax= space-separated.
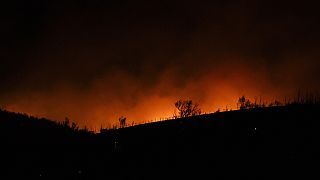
xmin=1 ymin=93 xmax=320 ymax=179
xmin=174 ymin=99 xmax=201 ymax=118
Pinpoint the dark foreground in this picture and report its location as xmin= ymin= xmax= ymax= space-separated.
xmin=1 ymin=104 xmax=319 ymax=179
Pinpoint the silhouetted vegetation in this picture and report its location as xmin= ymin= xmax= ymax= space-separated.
xmin=174 ymin=99 xmax=201 ymax=118
xmin=236 ymin=91 xmax=320 ymax=111
xmin=238 ymin=95 xmax=251 ymax=109
xmin=119 ymin=116 xmax=127 ymax=128
xmin=1 ymin=93 xmax=320 ymax=179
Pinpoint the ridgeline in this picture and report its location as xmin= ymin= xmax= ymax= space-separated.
xmin=1 ymin=104 xmax=319 ymax=179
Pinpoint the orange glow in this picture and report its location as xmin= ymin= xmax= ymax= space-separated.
xmin=2 ymin=59 xmax=311 ymax=131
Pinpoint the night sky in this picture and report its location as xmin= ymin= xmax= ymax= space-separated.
xmin=1 ymin=0 xmax=320 ymax=129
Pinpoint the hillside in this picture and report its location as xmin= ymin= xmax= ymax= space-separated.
xmin=100 ymin=104 xmax=320 ymax=179
xmin=1 ymin=104 xmax=320 ymax=179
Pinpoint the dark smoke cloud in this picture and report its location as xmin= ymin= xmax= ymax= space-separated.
xmin=1 ymin=0 xmax=320 ymax=128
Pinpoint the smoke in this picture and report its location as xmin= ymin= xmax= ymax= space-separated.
xmin=2 ymin=55 xmax=318 ymax=129
xmin=1 ymin=0 xmax=320 ymax=129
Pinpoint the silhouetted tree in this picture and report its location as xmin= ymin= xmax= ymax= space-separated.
xmin=119 ymin=116 xmax=126 ymax=128
xmin=71 ymin=122 xmax=79 ymax=131
xmin=174 ymin=99 xmax=201 ymax=118
xmin=238 ymin=96 xmax=252 ymax=109
xmin=245 ymin=99 xmax=252 ymax=108
xmin=63 ymin=117 xmax=70 ymax=128
xmin=61 ymin=117 xmax=79 ymax=131
xmin=238 ymin=96 xmax=246 ymax=109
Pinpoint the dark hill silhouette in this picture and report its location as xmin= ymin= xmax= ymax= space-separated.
xmin=0 ymin=109 xmax=99 ymax=179
xmin=1 ymin=104 xmax=320 ymax=179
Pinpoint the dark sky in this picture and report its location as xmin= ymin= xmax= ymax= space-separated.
xmin=1 ymin=0 xmax=320 ymax=129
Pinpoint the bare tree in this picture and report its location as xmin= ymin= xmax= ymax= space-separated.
xmin=71 ymin=122 xmax=78 ymax=131
xmin=238 ymin=96 xmax=246 ymax=109
xmin=119 ymin=116 xmax=126 ymax=128
xmin=238 ymin=96 xmax=252 ymax=109
xmin=245 ymin=99 xmax=252 ymax=108
xmin=174 ymin=99 xmax=201 ymax=118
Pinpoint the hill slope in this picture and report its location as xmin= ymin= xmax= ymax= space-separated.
xmin=1 ymin=105 xmax=320 ymax=179
xmin=100 ymin=104 xmax=320 ymax=179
